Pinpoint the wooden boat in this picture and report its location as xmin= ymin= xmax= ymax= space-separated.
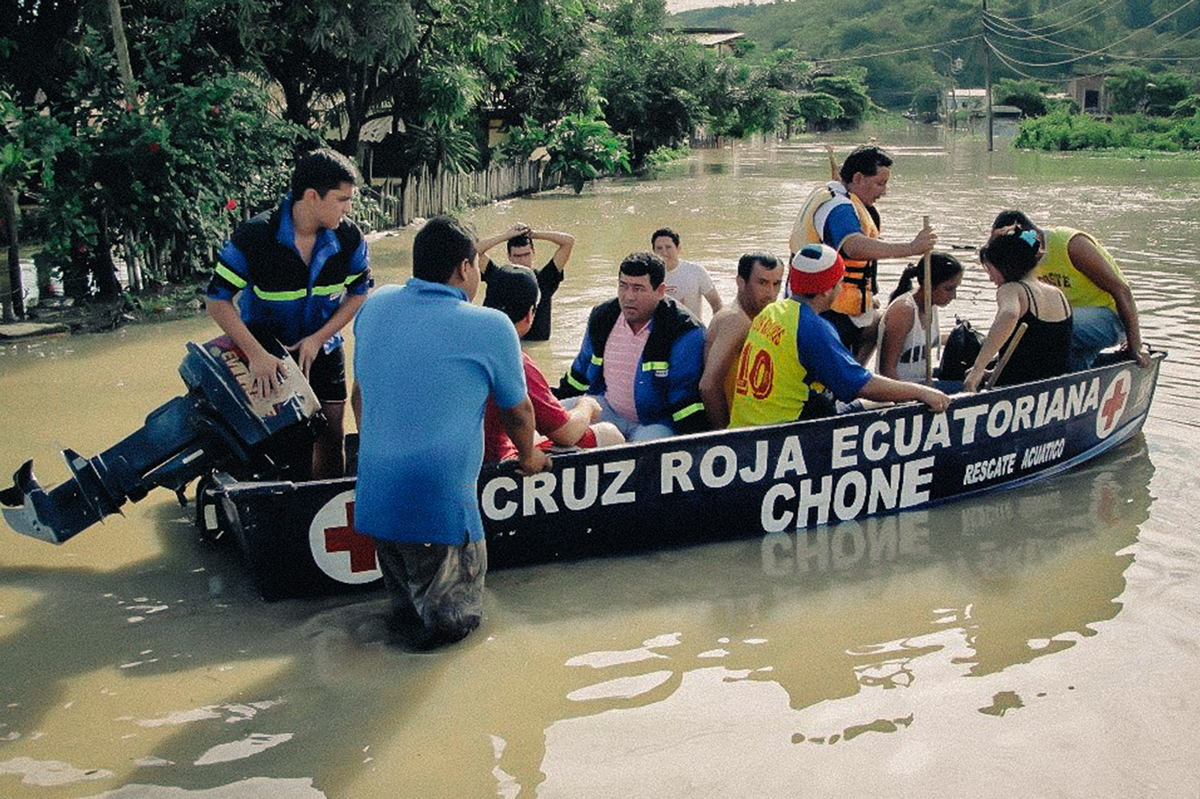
xmin=207 ymin=352 xmax=1165 ymax=601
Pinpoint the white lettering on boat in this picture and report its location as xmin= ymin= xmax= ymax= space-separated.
xmin=601 ymin=460 xmax=637 ymax=505
xmin=962 ymin=453 xmax=1017 ymax=485
xmin=481 ymin=459 xmax=637 ymax=521
xmin=1020 ymin=438 xmax=1065 ymax=469
xmin=760 ymin=456 xmax=936 ymax=529
xmin=481 ymin=376 xmax=1103 ymax=524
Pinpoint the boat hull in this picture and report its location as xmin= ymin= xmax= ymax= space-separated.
xmin=215 ymin=354 xmax=1163 ymax=601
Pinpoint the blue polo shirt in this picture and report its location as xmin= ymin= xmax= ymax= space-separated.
xmin=352 ymin=278 xmax=526 ymax=544
xmin=795 ymin=302 xmax=872 ymax=400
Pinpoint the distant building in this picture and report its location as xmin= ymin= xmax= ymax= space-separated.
xmin=943 ymin=87 xmax=988 ymax=114
xmin=674 ymin=28 xmax=745 ymax=56
xmin=1067 ymin=75 xmax=1108 ymax=115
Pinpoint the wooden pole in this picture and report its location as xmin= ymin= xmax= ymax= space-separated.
xmin=922 ymin=215 xmax=934 ymax=386
xmin=982 ymin=0 xmax=994 ymax=152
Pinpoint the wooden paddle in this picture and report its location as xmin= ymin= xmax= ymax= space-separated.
xmin=984 ymin=322 xmax=1028 ymax=390
xmin=922 ymin=215 xmax=933 ymax=386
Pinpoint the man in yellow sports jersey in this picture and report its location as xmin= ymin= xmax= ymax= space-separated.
xmin=990 ymin=210 xmax=1149 ymax=370
xmin=729 ymin=245 xmax=950 ymax=428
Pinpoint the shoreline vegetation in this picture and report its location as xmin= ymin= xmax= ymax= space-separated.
xmin=6 ymin=1 xmax=1196 ymax=325
xmin=4 ymin=119 xmax=1198 ymax=340
xmin=1015 ymin=110 xmax=1200 ymax=153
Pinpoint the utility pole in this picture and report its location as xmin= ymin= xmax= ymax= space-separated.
xmin=982 ymin=0 xmax=994 ymax=151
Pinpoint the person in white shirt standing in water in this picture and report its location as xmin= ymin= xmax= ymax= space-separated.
xmin=651 ymin=227 xmax=723 ymax=320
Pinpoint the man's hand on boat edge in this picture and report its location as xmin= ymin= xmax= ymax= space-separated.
xmin=914 ymin=385 xmax=951 ymax=414
xmin=518 ymin=449 xmax=552 ymax=476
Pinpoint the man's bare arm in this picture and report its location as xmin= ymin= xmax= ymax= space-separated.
xmin=498 ymin=396 xmax=551 ymax=474
xmin=699 ymin=314 xmax=747 ymax=428
xmin=531 ymin=228 xmax=574 ymax=270
xmin=839 ymin=226 xmax=936 ymax=262
xmin=1067 ymin=234 xmax=1149 ymax=367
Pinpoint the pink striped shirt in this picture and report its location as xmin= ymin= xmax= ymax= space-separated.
xmin=604 ymin=315 xmax=651 ymax=422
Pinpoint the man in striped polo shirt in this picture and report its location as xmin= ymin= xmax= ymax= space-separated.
xmin=555 ymin=252 xmax=708 ymax=441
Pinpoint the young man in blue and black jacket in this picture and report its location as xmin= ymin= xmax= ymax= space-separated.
xmin=206 ymin=148 xmax=370 ymax=478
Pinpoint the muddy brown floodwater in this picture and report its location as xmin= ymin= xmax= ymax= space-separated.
xmin=2 ymin=126 xmax=1199 ymax=798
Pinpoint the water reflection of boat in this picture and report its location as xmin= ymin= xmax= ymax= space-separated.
xmin=213 ymin=353 xmax=1164 ymax=601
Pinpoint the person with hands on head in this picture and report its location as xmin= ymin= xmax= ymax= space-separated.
xmin=206 ymin=148 xmax=370 ymax=479
xmin=963 ymin=227 xmax=1073 ymax=392
xmin=351 ymin=216 xmax=550 ymax=651
xmin=989 ymin=210 xmax=1149 ymax=371
xmin=477 ymin=222 xmax=574 ymax=341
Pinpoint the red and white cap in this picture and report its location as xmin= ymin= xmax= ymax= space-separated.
xmin=789 ymin=244 xmax=845 ymax=296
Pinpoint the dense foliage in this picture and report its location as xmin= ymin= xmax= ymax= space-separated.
xmin=1 ymin=0 xmax=878 ymax=313
xmin=676 ymin=0 xmax=1200 ymax=115
xmin=1015 ymin=108 xmax=1200 ymax=151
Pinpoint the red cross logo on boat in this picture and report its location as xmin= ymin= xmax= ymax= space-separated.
xmin=1095 ymin=370 xmax=1132 ymax=440
xmin=322 ymin=501 xmax=377 ymax=574
xmin=308 ymin=490 xmax=381 ymax=584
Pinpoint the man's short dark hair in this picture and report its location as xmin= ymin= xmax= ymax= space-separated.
xmin=737 ymin=252 xmax=778 ymax=282
xmin=991 ymin=209 xmax=1036 ymax=231
xmin=839 ymin=145 xmax=893 ymax=184
xmin=291 ymin=148 xmax=361 ymax=198
xmin=506 ymin=234 xmax=532 ymax=254
xmin=483 ymin=264 xmax=540 ymax=324
xmin=619 ymin=251 xmax=667 ymax=289
xmin=650 ymin=227 xmax=680 ymax=248
xmin=413 ymin=216 xmax=478 ymax=284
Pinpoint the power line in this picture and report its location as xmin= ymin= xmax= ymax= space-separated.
xmin=983 ymin=0 xmax=1199 ymax=68
xmin=817 ymin=35 xmax=983 ymax=65
xmin=987 ymin=0 xmax=1123 ymax=36
xmin=985 ymin=0 xmax=1112 ymax=25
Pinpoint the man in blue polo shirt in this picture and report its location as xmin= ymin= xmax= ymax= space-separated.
xmin=206 ymin=148 xmax=370 ymax=479
xmin=352 ymin=216 xmax=550 ymax=649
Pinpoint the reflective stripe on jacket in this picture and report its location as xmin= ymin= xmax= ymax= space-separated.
xmin=556 ymin=297 xmax=708 ymax=433
xmin=207 ymin=194 xmax=370 ymax=347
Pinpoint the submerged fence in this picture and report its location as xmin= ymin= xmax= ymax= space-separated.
xmin=359 ymin=161 xmax=560 ymax=231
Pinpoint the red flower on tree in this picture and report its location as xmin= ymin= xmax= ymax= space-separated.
xmin=148 ymin=143 xmax=161 ymax=154
xmin=225 ymin=198 xmax=237 ymax=211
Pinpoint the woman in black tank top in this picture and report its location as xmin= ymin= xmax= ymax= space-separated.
xmin=964 ymin=228 xmax=1073 ymax=391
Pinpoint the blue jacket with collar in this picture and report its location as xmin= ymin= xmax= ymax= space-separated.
xmin=555 ymin=297 xmax=708 ymax=434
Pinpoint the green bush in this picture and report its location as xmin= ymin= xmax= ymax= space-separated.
xmin=1015 ymin=109 xmax=1200 ymax=152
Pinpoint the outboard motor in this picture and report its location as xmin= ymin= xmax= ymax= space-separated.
xmin=0 ymin=336 xmax=320 ymax=544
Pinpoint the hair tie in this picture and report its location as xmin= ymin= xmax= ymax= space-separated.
xmin=1020 ymin=229 xmax=1038 ymax=247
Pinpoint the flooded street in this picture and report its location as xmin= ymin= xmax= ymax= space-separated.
xmin=2 ymin=127 xmax=1199 ymax=798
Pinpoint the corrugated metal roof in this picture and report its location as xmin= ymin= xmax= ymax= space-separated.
xmin=686 ymin=31 xmax=745 ymax=47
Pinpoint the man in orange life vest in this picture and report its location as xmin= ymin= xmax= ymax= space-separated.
xmin=790 ymin=145 xmax=937 ymax=365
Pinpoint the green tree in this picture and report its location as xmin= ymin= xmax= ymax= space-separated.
xmin=1107 ymin=67 xmax=1151 ymax=115
xmin=1145 ymin=72 xmax=1193 ymax=117
xmin=995 ymin=79 xmax=1049 ymax=117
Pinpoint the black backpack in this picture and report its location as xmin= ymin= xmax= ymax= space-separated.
xmin=938 ymin=318 xmax=984 ymax=382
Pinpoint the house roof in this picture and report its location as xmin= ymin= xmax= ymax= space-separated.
xmin=360 ymin=116 xmax=406 ymax=143
xmin=674 ymin=28 xmax=745 ymax=47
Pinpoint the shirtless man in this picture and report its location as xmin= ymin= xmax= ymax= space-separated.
xmin=477 ymin=222 xmax=574 ymax=341
xmin=699 ymin=253 xmax=784 ymax=428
